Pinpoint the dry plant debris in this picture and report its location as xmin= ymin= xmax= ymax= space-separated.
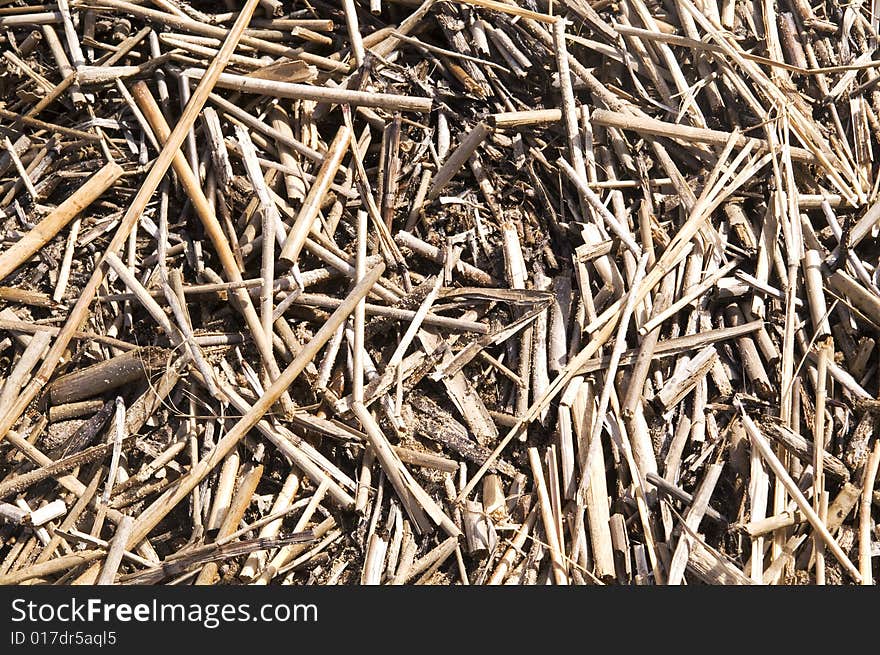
xmin=0 ymin=0 xmax=879 ymax=586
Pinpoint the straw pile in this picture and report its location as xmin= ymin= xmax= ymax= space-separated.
xmin=0 ymin=0 xmax=879 ymax=585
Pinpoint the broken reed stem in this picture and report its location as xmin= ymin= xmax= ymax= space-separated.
xmin=341 ymin=0 xmax=365 ymax=66
xmin=737 ymin=400 xmax=862 ymax=582
xmin=591 ymin=109 xmax=815 ymax=162
xmin=427 ymin=121 xmax=492 ymax=201
xmin=353 ymin=209 xmax=368 ymax=405
xmin=279 ymin=125 xmax=352 ymax=266
xmin=859 ymin=440 xmax=880 ymax=585
xmin=282 ymin=292 xmax=488 ymax=334
xmin=814 ymin=337 xmax=830 ymax=584
xmin=0 ymin=331 xmax=50 ymax=417
xmin=667 ymin=463 xmax=723 ymax=585
xmin=95 ymin=514 xmax=134 ymax=585
xmin=187 ymin=69 xmax=433 ymax=112
xmin=528 ymin=448 xmax=567 ymax=584
xmin=0 ymin=550 xmax=105 ymax=585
